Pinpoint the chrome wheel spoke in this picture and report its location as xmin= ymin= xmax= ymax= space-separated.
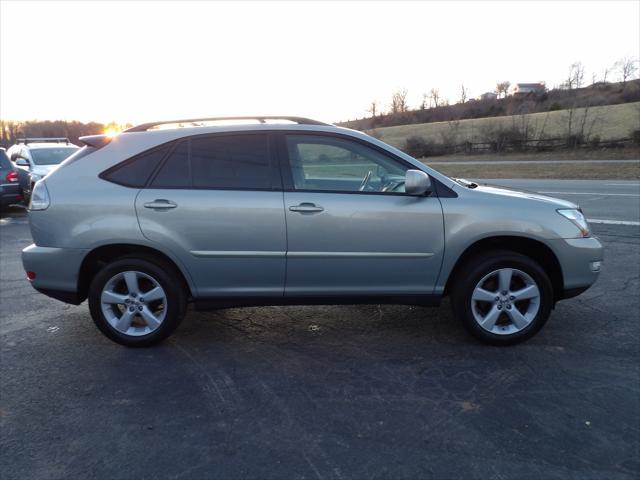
xmin=123 ymin=271 xmax=140 ymax=295
xmin=143 ymin=286 xmax=165 ymax=303
xmin=140 ymin=306 xmax=161 ymax=330
xmin=480 ymin=305 xmax=501 ymax=330
xmin=101 ymin=290 xmax=128 ymax=305
xmin=472 ymin=287 xmax=496 ymax=303
xmin=498 ymin=268 xmax=513 ymax=293
xmin=511 ymin=284 xmax=539 ymax=301
xmin=115 ymin=309 xmax=135 ymax=333
xmin=506 ymin=307 xmax=530 ymax=329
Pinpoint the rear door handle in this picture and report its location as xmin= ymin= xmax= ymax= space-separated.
xmin=289 ymin=203 xmax=324 ymax=213
xmin=144 ymin=199 xmax=178 ymax=209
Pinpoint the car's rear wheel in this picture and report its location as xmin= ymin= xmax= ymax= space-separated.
xmin=88 ymin=256 xmax=187 ymax=347
xmin=451 ymin=250 xmax=553 ymax=345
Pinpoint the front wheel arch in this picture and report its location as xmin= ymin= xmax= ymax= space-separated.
xmin=443 ymin=236 xmax=564 ymax=302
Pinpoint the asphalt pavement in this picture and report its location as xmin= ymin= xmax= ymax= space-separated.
xmin=1 ymin=180 xmax=639 ymax=480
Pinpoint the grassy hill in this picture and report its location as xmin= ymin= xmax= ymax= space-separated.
xmin=367 ymin=102 xmax=640 ymax=151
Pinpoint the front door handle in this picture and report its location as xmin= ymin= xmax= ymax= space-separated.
xmin=144 ymin=199 xmax=178 ymax=210
xmin=289 ymin=202 xmax=324 ymax=213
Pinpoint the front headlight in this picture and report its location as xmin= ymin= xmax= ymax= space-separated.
xmin=557 ymin=209 xmax=590 ymax=237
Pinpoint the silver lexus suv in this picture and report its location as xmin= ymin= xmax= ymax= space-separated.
xmin=22 ymin=116 xmax=603 ymax=347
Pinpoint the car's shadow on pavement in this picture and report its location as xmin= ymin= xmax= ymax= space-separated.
xmin=0 ymin=204 xmax=27 ymax=221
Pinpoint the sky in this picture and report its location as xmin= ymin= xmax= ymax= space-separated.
xmin=1 ymin=0 xmax=639 ymax=125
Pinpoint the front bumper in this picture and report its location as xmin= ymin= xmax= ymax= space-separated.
xmin=548 ymin=236 xmax=604 ymax=299
xmin=22 ymin=244 xmax=88 ymax=304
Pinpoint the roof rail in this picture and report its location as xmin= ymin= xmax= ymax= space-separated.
xmin=17 ymin=137 xmax=70 ymax=144
xmin=124 ymin=116 xmax=331 ymax=133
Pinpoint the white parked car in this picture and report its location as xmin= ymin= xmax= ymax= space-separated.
xmin=7 ymin=138 xmax=79 ymax=196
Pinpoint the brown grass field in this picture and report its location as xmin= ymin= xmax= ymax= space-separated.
xmin=427 ymin=160 xmax=640 ymax=180
xmin=369 ymin=102 xmax=640 ymax=150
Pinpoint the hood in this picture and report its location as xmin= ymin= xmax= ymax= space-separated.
xmin=473 ymin=183 xmax=578 ymax=209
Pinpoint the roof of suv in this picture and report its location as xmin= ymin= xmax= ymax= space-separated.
xmin=124 ymin=116 xmax=330 ymax=133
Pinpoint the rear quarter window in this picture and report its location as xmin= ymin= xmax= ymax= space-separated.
xmin=101 ymin=144 xmax=172 ymax=187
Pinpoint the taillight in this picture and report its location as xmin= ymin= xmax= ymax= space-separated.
xmin=5 ymin=170 xmax=18 ymax=183
xmin=29 ymin=180 xmax=50 ymax=210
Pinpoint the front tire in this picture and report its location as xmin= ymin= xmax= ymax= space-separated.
xmin=88 ymin=256 xmax=187 ymax=347
xmin=451 ymin=250 xmax=553 ymax=345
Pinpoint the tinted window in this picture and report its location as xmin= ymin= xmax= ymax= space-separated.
xmin=150 ymin=134 xmax=271 ymax=190
xmin=103 ymin=144 xmax=170 ymax=187
xmin=0 ymin=150 xmax=11 ymax=169
xmin=151 ymin=142 xmax=190 ymax=188
xmin=285 ymin=135 xmax=408 ymax=193
xmin=191 ymin=135 xmax=270 ymax=189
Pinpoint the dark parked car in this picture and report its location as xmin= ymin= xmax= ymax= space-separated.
xmin=0 ymin=149 xmax=23 ymax=209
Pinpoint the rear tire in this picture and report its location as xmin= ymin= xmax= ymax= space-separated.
xmin=450 ymin=250 xmax=553 ymax=345
xmin=88 ymin=256 xmax=187 ymax=347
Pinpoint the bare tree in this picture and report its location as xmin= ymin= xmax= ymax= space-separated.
xmin=367 ymin=100 xmax=378 ymax=117
xmin=429 ymin=88 xmax=441 ymax=108
xmin=459 ymin=84 xmax=468 ymax=104
xmin=565 ymin=61 xmax=585 ymax=89
xmin=390 ymin=88 xmax=409 ymax=114
xmin=495 ymin=81 xmax=511 ymax=98
xmin=420 ymin=93 xmax=428 ymax=110
xmin=614 ymin=57 xmax=639 ymax=85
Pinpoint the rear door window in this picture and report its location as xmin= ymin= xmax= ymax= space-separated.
xmin=190 ymin=135 xmax=271 ymax=189
xmin=150 ymin=134 xmax=273 ymax=190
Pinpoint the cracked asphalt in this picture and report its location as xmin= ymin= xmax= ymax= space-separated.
xmin=1 ymin=205 xmax=638 ymax=480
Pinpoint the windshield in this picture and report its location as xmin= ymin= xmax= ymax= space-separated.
xmin=30 ymin=147 xmax=79 ymax=165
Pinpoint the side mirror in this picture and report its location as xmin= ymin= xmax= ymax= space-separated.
xmin=15 ymin=158 xmax=30 ymax=167
xmin=10 ymin=152 xmax=19 ymax=162
xmin=405 ymin=169 xmax=432 ymax=195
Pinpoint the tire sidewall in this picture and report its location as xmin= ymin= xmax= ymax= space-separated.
xmin=452 ymin=251 xmax=553 ymax=345
xmin=88 ymin=257 xmax=186 ymax=347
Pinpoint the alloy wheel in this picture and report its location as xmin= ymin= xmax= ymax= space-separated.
xmin=100 ymin=270 xmax=167 ymax=337
xmin=470 ymin=268 xmax=540 ymax=335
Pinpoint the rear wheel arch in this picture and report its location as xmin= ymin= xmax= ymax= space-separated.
xmin=443 ymin=236 xmax=564 ymax=301
xmin=77 ymin=244 xmax=194 ymax=302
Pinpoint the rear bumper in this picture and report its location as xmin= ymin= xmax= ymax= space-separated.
xmin=549 ymin=236 xmax=604 ymax=299
xmin=0 ymin=183 xmax=23 ymax=206
xmin=22 ymin=244 xmax=88 ymax=304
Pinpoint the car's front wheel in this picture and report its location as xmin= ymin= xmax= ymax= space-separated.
xmin=88 ymin=256 xmax=187 ymax=347
xmin=451 ymin=251 xmax=553 ymax=345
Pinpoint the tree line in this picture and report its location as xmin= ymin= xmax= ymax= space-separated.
xmin=354 ymin=57 xmax=639 ymax=129
xmin=0 ymin=120 xmax=128 ymax=148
